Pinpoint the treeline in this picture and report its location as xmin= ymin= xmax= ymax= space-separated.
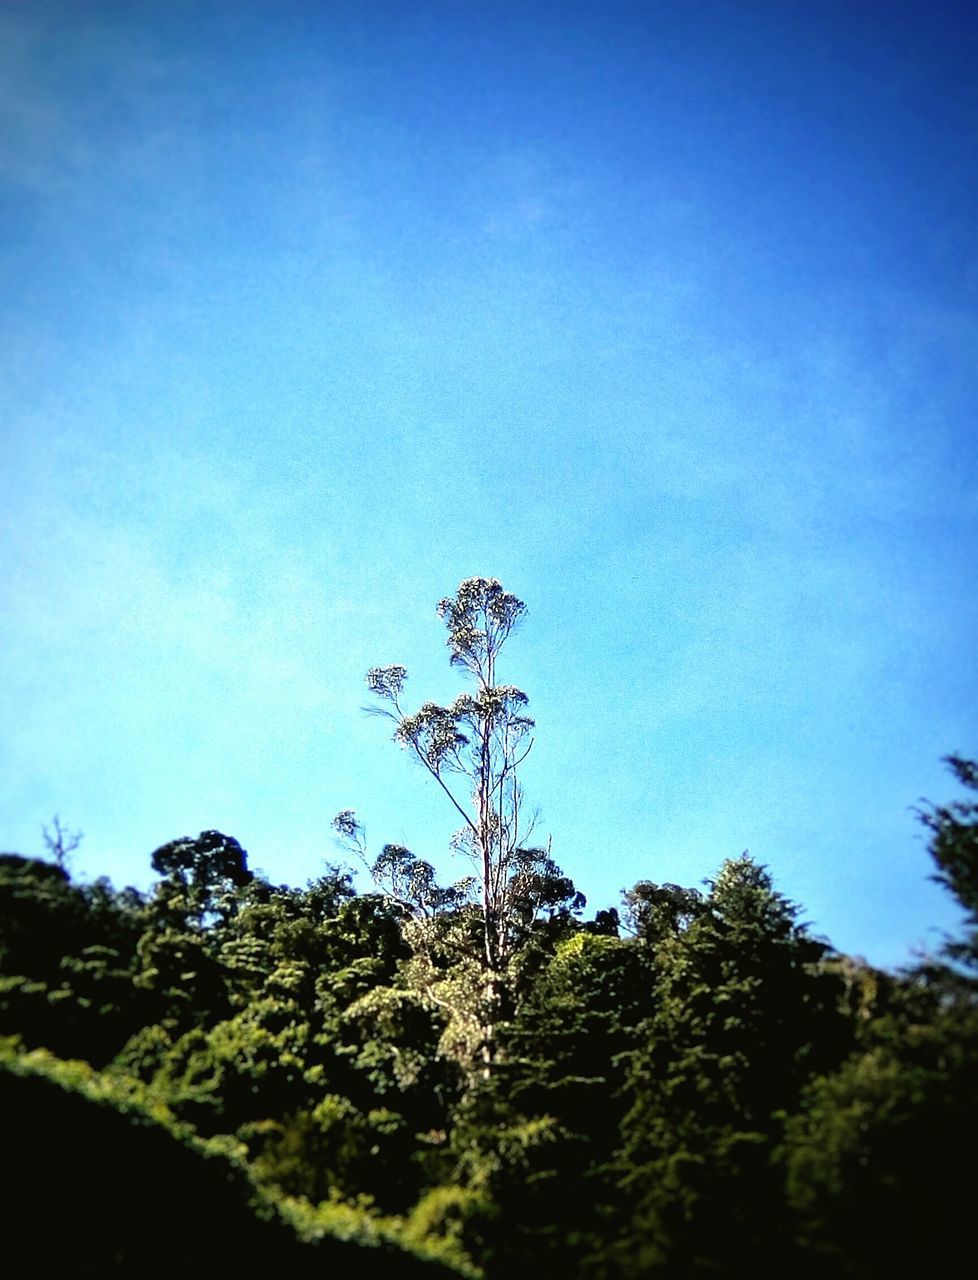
xmin=1 ymin=773 xmax=976 ymax=1276
xmin=2 ymin=580 xmax=976 ymax=1275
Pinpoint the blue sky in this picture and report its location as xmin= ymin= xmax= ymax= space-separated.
xmin=2 ymin=0 xmax=976 ymax=967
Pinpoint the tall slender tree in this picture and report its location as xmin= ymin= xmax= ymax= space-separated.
xmin=338 ymin=578 xmax=583 ymax=1073
xmin=361 ymin=577 xmax=538 ymax=974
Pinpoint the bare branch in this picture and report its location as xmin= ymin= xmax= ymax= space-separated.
xmin=42 ymin=814 xmax=83 ymax=869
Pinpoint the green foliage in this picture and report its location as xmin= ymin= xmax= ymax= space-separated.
xmin=621 ymin=879 xmax=704 ymax=943
xmin=403 ymin=1185 xmax=490 ymax=1276
xmin=3 ymin=735 xmax=978 ymax=1275
xmin=918 ymin=754 xmax=978 ymax=969
xmin=1 ymin=1046 xmax=460 ymax=1276
xmin=242 ymin=1093 xmax=408 ymax=1204
xmin=0 ymin=854 xmax=147 ymax=1062
xmin=151 ymin=829 xmax=253 ymax=901
xmin=611 ymin=855 xmax=853 ymax=1276
xmin=781 ymin=1002 xmax=978 ymax=1276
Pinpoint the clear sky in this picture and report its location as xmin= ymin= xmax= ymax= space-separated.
xmin=2 ymin=0 xmax=976 ymax=968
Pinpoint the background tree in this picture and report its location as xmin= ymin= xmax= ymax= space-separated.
xmin=611 ymin=855 xmax=852 ymax=1276
xmin=0 ymin=852 xmax=146 ymax=1064
xmin=917 ymin=754 xmax=978 ymax=972
xmin=780 ymin=756 xmax=978 ymax=1277
xmin=41 ymin=815 xmax=83 ymax=870
xmin=780 ymin=1001 xmax=978 ymax=1279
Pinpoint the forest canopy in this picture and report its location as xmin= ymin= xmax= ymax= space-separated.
xmin=2 ymin=579 xmax=976 ymax=1277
